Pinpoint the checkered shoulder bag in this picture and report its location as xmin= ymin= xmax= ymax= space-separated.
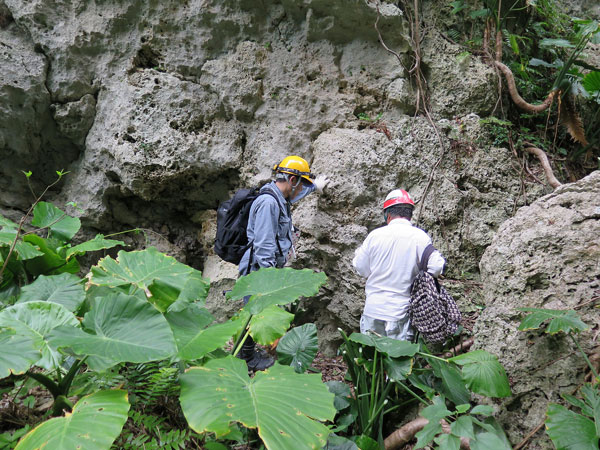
xmin=409 ymin=245 xmax=461 ymax=344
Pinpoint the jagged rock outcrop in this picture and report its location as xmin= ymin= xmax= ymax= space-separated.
xmin=0 ymin=0 xmax=573 ymax=347
xmin=2 ymin=2 xmax=599 ymax=447
xmin=0 ymin=2 xmax=79 ymax=207
xmin=475 ymin=170 xmax=600 ymax=448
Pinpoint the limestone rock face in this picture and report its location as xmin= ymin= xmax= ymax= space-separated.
xmin=0 ymin=0 xmax=577 ymax=354
xmin=476 ymin=170 xmax=600 ymax=448
xmin=0 ymin=9 xmax=79 ymax=207
xmin=423 ymin=36 xmax=497 ymax=117
xmin=287 ymin=114 xmax=547 ymax=350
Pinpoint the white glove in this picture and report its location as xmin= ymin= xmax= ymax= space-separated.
xmin=313 ymin=175 xmax=330 ymax=194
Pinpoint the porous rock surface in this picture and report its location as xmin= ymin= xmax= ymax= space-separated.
xmin=1 ymin=0 xmax=598 ymax=446
xmin=476 ymin=170 xmax=600 ymax=448
xmin=1 ymin=0 xmax=544 ymax=328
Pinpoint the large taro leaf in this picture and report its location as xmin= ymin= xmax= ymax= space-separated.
xmin=17 ymin=273 xmax=85 ymax=312
xmin=31 ymin=201 xmax=81 ymax=241
xmin=0 ymin=229 xmax=43 ymax=260
xmin=0 ymin=327 xmax=40 ymax=377
xmin=518 ymin=308 xmax=589 ymax=335
xmin=165 ymin=304 xmax=245 ymax=361
xmin=449 ymin=350 xmax=511 ymax=398
xmin=546 ymin=403 xmax=599 ymax=450
xmin=14 ymin=389 xmax=129 ymax=450
xmin=180 ymin=356 xmax=336 ymax=450
xmin=276 ymin=323 xmax=319 ymax=373
xmin=23 ymin=234 xmax=79 ymax=276
xmin=348 ymin=332 xmax=419 ymax=358
xmin=249 ymin=305 xmax=294 ymax=346
xmin=0 ymin=301 xmax=78 ymax=370
xmin=90 ymin=248 xmax=209 ymax=309
xmin=49 ymin=293 xmax=177 ymax=366
xmin=148 ymin=271 xmax=210 ymax=312
xmin=228 ymin=267 xmax=327 ymax=315
xmin=65 ymin=234 xmax=125 ymax=260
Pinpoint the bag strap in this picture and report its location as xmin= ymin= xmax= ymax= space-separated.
xmin=418 ymin=244 xmax=436 ymax=272
xmin=256 ymin=190 xmax=284 ymax=257
xmin=246 ymin=189 xmax=284 ymax=274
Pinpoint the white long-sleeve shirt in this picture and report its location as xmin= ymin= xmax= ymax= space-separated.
xmin=352 ymin=218 xmax=446 ymax=321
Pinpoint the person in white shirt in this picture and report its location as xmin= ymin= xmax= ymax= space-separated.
xmin=352 ymin=189 xmax=446 ymax=341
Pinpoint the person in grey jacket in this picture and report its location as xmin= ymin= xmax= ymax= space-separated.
xmin=237 ymin=155 xmax=328 ymax=370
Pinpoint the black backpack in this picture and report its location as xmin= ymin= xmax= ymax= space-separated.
xmin=409 ymin=245 xmax=462 ymax=344
xmin=214 ymin=187 xmax=281 ymax=265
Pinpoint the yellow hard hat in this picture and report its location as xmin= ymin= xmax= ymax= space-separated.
xmin=273 ymin=155 xmax=315 ymax=184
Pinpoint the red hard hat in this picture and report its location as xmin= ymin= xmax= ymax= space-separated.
xmin=383 ymin=189 xmax=415 ymax=210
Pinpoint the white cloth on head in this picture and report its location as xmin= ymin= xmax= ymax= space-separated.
xmin=352 ymin=218 xmax=445 ymax=322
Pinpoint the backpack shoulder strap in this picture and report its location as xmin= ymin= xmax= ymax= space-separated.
xmin=253 ymin=189 xmax=284 ymax=257
xmin=257 ymin=189 xmax=281 ymax=211
xmin=419 ymin=244 xmax=436 ymax=272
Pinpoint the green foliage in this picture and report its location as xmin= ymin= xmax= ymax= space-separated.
xmin=449 ymin=0 xmax=600 ymax=169
xmin=357 ymin=112 xmax=383 ymax=122
xmin=165 ymin=303 xmax=244 ymax=360
xmin=449 ymin=350 xmax=512 ymax=398
xmin=276 ymin=323 xmax=319 ymax=373
xmin=339 ymin=330 xmax=417 ymax=443
xmin=518 ymin=307 xmax=589 ymax=334
xmin=180 ymin=356 xmax=335 ymax=450
xmin=479 ymin=117 xmax=512 ymax=146
xmin=518 ymin=308 xmax=599 ymax=447
xmin=228 ymin=267 xmax=327 ymax=315
xmin=49 ymin=293 xmax=177 ymax=370
xmin=17 ymin=273 xmax=85 ymax=312
xmin=0 ymin=327 xmax=39 ymax=377
xmin=0 ymin=301 xmax=79 ymax=370
xmin=90 ymin=247 xmax=209 ymax=312
xmin=15 ymin=390 xmax=130 ymax=450
xmin=248 ymin=305 xmax=294 ymax=345
xmin=582 ymin=71 xmax=600 ymax=102
xmin=546 ymin=401 xmax=599 ymax=449
xmin=339 ymin=330 xmax=511 ymax=445
xmin=65 ymin=235 xmax=126 ymax=260
xmin=415 ymin=396 xmax=511 ymax=449
xmin=0 ymin=427 xmax=30 ymax=450
xmin=112 ymin=410 xmax=200 ymax=450
xmin=128 ymin=362 xmax=180 ymax=406
xmin=348 ymin=332 xmax=419 ymax=358
xmin=30 ymin=202 xmax=81 ymax=241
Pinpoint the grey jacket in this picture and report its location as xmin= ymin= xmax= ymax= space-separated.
xmin=238 ymin=181 xmax=313 ymax=275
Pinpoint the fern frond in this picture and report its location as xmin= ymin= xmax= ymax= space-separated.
xmin=559 ymin=94 xmax=588 ymax=145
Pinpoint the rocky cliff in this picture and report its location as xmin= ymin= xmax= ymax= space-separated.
xmin=1 ymin=0 xmax=598 ymax=446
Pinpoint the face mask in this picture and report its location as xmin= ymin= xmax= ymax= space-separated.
xmin=290 ymin=183 xmax=311 ymax=204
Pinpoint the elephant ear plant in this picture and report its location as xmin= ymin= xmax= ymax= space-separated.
xmin=0 ymin=204 xmax=335 ymax=450
xmin=518 ymin=307 xmax=599 ymax=449
xmin=178 ymin=267 xmax=335 ymax=450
